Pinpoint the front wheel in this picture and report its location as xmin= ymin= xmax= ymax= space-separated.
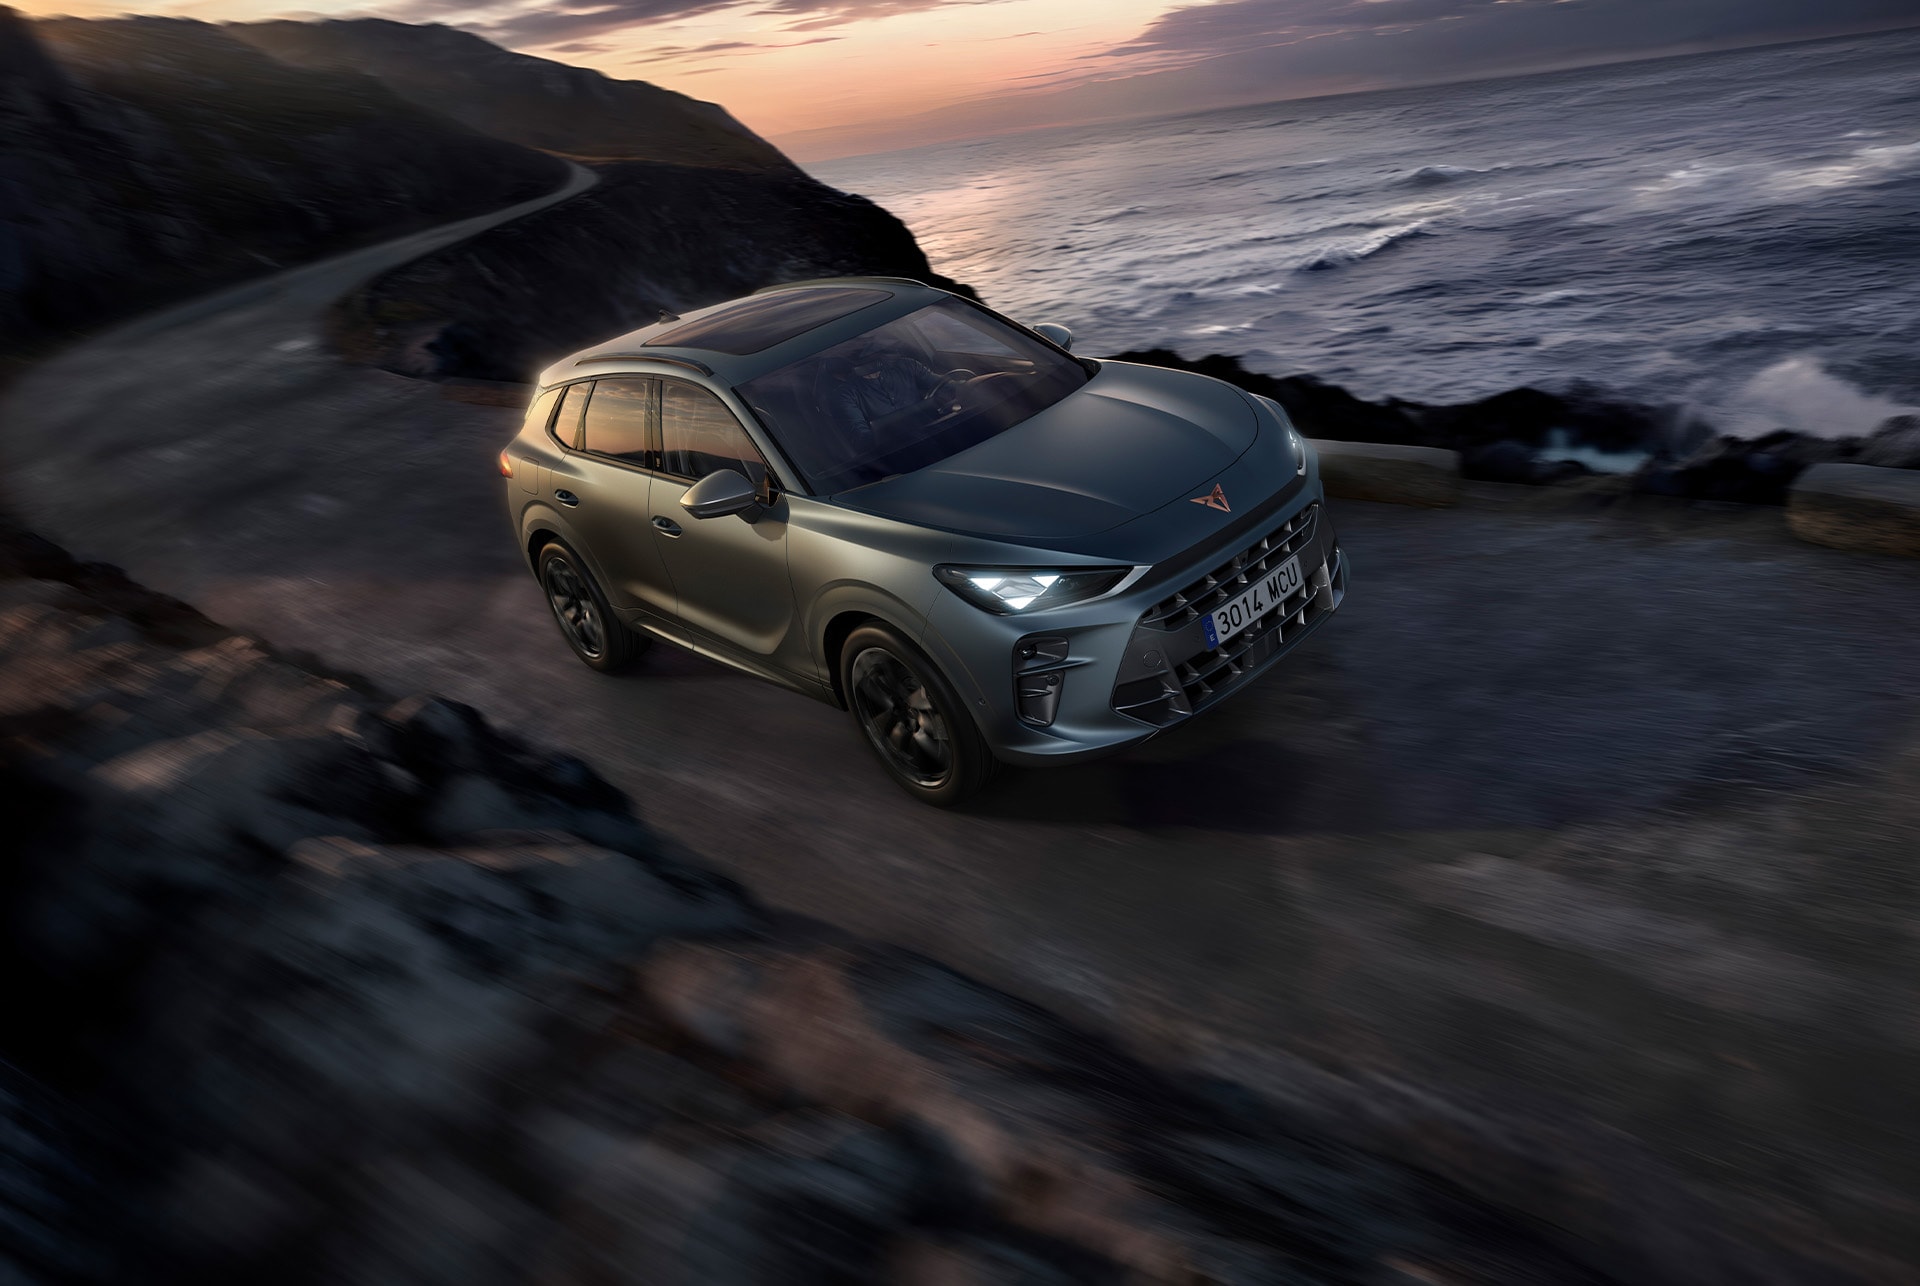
xmin=841 ymin=624 xmax=997 ymax=807
xmin=538 ymin=541 xmax=645 ymax=673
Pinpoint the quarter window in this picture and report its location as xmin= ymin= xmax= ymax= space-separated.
xmin=552 ymin=383 xmax=590 ymax=449
xmin=661 ymin=382 xmax=768 ymax=489
xmin=580 ymin=379 xmax=653 ymax=464
xmin=522 ymin=387 xmax=562 ymax=436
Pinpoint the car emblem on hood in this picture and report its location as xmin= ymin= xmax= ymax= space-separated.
xmin=1191 ymin=484 xmax=1231 ymax=513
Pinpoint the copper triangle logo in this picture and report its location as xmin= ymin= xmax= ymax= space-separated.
xmin=1191 ymin=484 xmax=1231 ymax=513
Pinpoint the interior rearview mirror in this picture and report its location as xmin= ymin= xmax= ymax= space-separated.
xmin=680 ymin=469 xmax=762 ymax=521
xmin=1031 ymin=322 xmax=1073 ymax=351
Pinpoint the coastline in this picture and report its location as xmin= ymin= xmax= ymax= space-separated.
xmin=1112 ymin=348 xmax=1920 ymax=505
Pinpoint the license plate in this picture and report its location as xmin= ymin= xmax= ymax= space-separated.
xmin=1202 ymin=555 xmax=1303 ymax=649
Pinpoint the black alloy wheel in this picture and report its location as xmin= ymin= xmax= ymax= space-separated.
xmin=841 ymin=623 xmax=996 ymax=806
xmin=538 ymin=541 xmax=643 ymax=673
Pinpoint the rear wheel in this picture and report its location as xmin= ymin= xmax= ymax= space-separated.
xmin=538 ymin=541 xmax=645 ymax=673
xmin=840 ymin=623 xmax=996 ymax=806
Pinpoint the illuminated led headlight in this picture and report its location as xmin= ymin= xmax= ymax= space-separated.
xmin=934 ymin=565 xmax=1131 ymax=614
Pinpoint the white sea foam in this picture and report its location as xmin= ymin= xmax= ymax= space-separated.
xmin=1713 ymin=356 xmax=1918 ymax=440
xmin=1518 ymin=289 xmax=1588 ymax=306
xmin=1295 ymin=220 xmax=1431 ymax=271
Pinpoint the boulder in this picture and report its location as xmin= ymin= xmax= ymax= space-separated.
xmin=1788 ymin=462 xmax=1920 ymax=558
xmin=1312 ymin=440 xmax=1462 ymax=507
xmin=1858 ymin=414 xmax=1920 ymax=469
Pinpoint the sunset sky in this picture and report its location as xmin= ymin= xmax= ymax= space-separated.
xmin=17 ymin=0 xmax=1920 ymax=157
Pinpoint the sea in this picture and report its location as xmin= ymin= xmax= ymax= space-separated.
xmin=816 ymin=30 xmax=1920 ymax=450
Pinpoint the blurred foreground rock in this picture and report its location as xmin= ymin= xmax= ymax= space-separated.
xmin=0 ymin=522 xmax=1860 ymax=1284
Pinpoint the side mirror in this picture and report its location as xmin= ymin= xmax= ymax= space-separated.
xmin=680 ymin=469 xmax=762 ymax=521
xmin=1031 ymin=322 xmax=1073 ymax=352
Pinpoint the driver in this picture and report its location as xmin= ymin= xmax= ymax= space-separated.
xmin=824 ymin=336 xmax=944 ymax=443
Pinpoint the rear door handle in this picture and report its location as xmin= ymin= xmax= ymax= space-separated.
xmin=652 ymin=515 xmax=683 ymax=537
xmin=554 ymin=489 xmax=580 ymax=507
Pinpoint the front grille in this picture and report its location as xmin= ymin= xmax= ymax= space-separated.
xmin=1139 ymin=504 xmax=1319 ymax=631
xmin=1111 ymin=506 xmax=1341 ymax=728
xmin=1169 ymin=560 xmax=1326 ymax=707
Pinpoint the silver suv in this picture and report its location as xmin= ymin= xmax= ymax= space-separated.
xmin=502 ymin=278 xmax=1346 ymax=804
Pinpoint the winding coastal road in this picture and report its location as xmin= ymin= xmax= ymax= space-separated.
xmin=5 ymin=170 xmax=1920 ymax=1275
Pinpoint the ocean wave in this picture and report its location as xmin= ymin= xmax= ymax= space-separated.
xmin=1400 ymin=163 xmax=1494 ymax=188
xmin=1710 ymin=355 xmax=1918 ymax=439
xmin=1296 ymin=221 xmax=1431 ymax=272
xmin=1518 ymin=288 xmax=1589 ymax=306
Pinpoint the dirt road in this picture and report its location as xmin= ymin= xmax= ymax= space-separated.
xmin=4 ymin=175 xmax=1918 ymax=1275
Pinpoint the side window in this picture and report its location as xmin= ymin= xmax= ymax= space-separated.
xmin=522 ymin=387 xmax=562 ymax=437
xmin=661 ymin=382 xmax=768 ymax=490
xmin=552 ymin=383 xmax=589 ymax=448
xmin=579 ymin=379 xmax=653 ymax=465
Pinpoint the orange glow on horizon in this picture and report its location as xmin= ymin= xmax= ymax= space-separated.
xmin=11 ymin=0 xmax=1176 ymax=149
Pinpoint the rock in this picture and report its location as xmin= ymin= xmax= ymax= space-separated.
xmin=0 ymin=1059 xmax=112 ymax=1283
xmin=1636 ymin=430 xmax=1850 ymax=505
xmin=1858 ymin=414 xmax=1920 ymax=469
xmin=89 ymin=729 xmax=393 ymax=851
xmin=1314 ymin=440 xmax=1462 ymax=507
xmin=1788 ymin=462 xmax=1920 ymax=558
xmin=381 ymin=695 xmax=495 ymax=780
xmin=1461 ymin=438 xmax=1539 ymax=484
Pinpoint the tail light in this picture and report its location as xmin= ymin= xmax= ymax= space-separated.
xmin=498 ymin=450 xmax=514 ymax=478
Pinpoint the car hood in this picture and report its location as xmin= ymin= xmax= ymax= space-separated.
xmin=833 ymin=361 xmax=1259 ymax=541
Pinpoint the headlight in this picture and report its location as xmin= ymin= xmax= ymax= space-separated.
xmin=934 ymin=565 xmax=1131 ymax=614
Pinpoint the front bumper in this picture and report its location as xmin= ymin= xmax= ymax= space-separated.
xmin=919 ymin=480 xmax=1346 ymax=767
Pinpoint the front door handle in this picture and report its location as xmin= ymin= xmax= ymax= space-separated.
xmin=652 ymin=515 xmax=683 ymax=537
xmin=554 ymin=489 xmax=580 ymax=507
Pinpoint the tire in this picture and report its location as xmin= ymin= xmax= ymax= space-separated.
xmin=840 ymin=623 xmax=997 ymax=806
xmin=537 ymin=540 xmax=645 ymax=673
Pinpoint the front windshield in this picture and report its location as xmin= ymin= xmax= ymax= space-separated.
xmin=739 ymin=299 xmax=1091 ymax=494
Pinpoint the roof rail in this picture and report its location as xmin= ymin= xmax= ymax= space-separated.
xmin=751 ymin=276 xmax=927 ymax=296
xmin=574 ymin=353 xmax=714 ymax=376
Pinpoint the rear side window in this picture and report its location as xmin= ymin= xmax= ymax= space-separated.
xmin=580 ymin=379 xmax=654 ymax=465
xmin=523 ymin=387 xmax=561 ymax=436
xmin=552 ymin=383 xmax=589 ymax=448
xmin=661 ymin=381 xmax=768 ymax=490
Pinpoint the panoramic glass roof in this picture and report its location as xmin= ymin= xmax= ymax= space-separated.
xmin=645 ymin=287 xmax=893 ymax=356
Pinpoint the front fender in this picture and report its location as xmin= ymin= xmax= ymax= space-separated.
xmin=805 ymin=579 xmax=944 ymax=703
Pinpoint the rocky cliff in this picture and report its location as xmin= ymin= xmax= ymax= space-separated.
xmin=333 ymin=161 xmax=973 ymax=383
xmin=229 ymin=19 xmax=795 ymax=173
xmin=0 ymin=12 xmax=564 ymax=356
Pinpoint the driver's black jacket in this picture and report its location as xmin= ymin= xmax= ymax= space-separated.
xmin=826 ymin=355 xmax=943 ymax=442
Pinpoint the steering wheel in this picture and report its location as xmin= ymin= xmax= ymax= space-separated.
xmin=931 ymin=368 xmax=979 ymax=410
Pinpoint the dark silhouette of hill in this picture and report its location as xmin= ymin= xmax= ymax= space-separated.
xmin=334 ymin=161 xmax=974 ymax=383
xmin=1 ymin=11 xmax=564 ymax=355
xmin=230 ymin=19 xmax=795 ymax=173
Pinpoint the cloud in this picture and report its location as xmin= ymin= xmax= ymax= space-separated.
xmin=776 ymin=0 xmax=1919 ymax=159
xmin=453 ymin=0 xmax=1014 ymax=49
xmin=1101 ymin=0 xmax=1920 ymax=70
